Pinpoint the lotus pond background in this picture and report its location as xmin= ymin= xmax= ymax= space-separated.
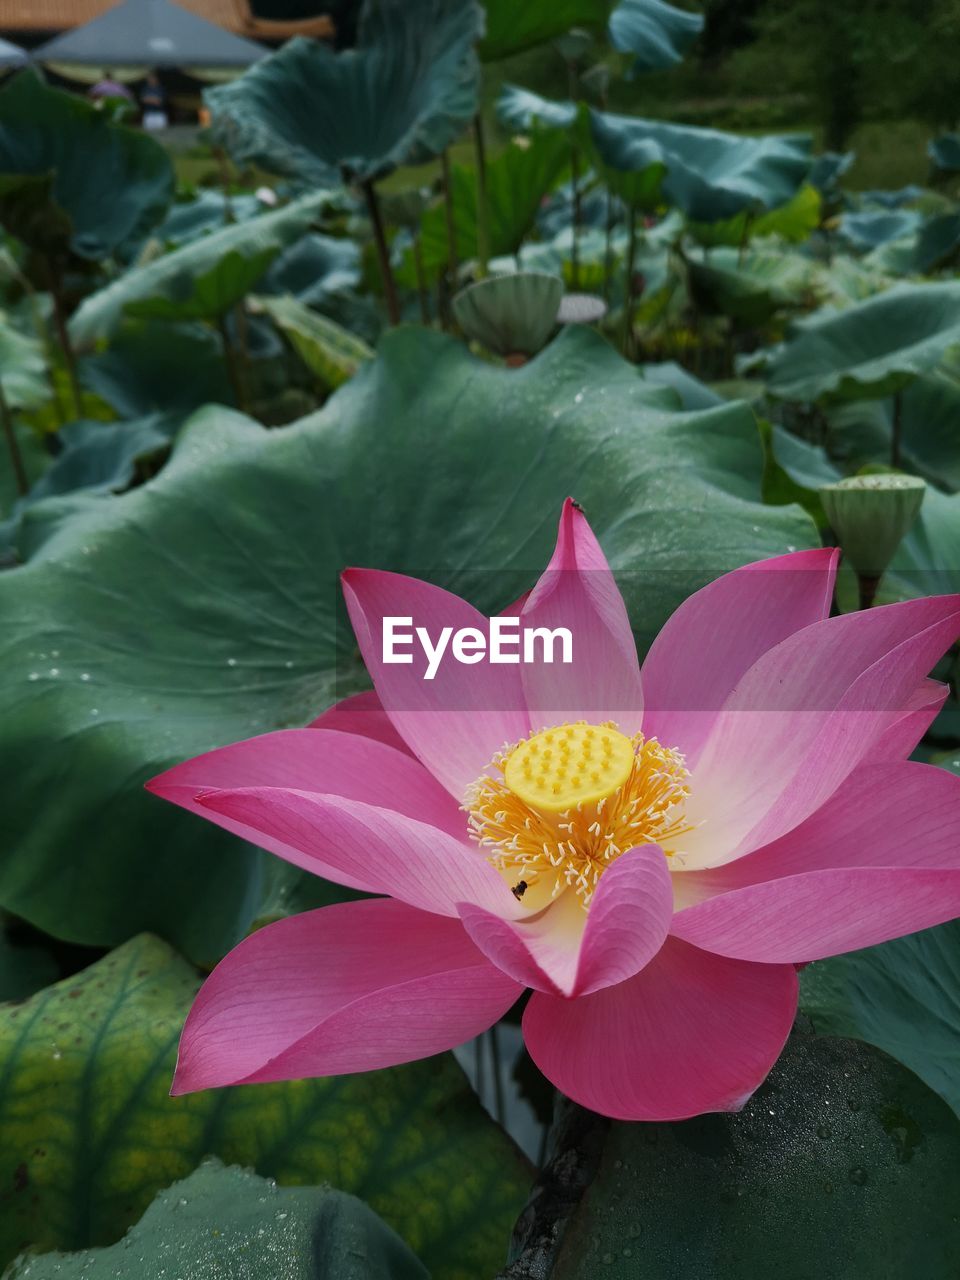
xmin=3 ymin=0 xmax=960 ymax=1275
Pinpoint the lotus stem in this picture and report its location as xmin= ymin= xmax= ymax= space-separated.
xmin=213 ymin=145 xmax=235 ymax=224
xmin=566 ymin=64 xmax=581 ymax=291
xmin=0 ymin=383 xmax=27 ymax=497
xmin=472 ymin=115 xmax=491 ymax=278
xmin=489 ymin=1023 xmax=506 ymax=1127
xmin=440 ymin=149 xmax=459 ymax=290
xmin=9 ymin=258 xmax=66 ymax=427
xmin=362 ymin=180 xmax=401 ymax=326
xmin=891 ymin=390 xmax=903 ymax=468
xmin=412 ymin=236 xmax=430 ymax=325
xmin=738 ymin=213 xmax=752 ymax=267
xmin=49 ymin=270 xmax=83 ymax=420
xmin=217 ymin=313 xmax=248 ymax=412
xmin=435 ymin=276 xmax=448 ymax=331
xmin=603 ymin=185 xmax=614 ymax=302
xmin=622 ymin=207 xmax=638 ymax=360
xmin=570 ymin=145 xmax=581 ymax=291
xmin=474 ymin=1034 xmax=486 ymax=1102
xmin=857 ymin=573 xmax=881 ymax=610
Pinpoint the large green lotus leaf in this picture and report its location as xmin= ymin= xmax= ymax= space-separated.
xmin=883 ymin=484 xmax=960 ymax=600
xmin=839 ymin=209 xmax=923 ymax=252
xmin=496 ymin=84 xmax=579 ymax=132
xmin=397 ymin=131 xmax=570 ymax=285
xmin=827 ymin=368 xmax=960 ymax=492
xmin=0 ymin=70 xmax=173 ymax=261
xmin=809 ymin=149 xmax=855 ymax=195
xmin=0 ymin=172 xmax=72 ymax=259
xmin=494 ymin=90 xmax=665 ymax=209
xmin=8 ymin=1159 xmax=428 ymax=1280
xmin=0 ymin=326 xmax=814 ymax=960
xmin=0 ymin=313 xmax=47 ymax=410
xmin=0 ymin=424 xmax=47 ymax=525
xmin=261 ymin=234 xmax=381 ymax=344
xmin=802 ymin=923 xmax=960 ymax=1122
xmin=124 ymin=247 xmax=280 ymax=323
xmin=689 ymin=183 xmax=822 ymax=248
xmin=858 ymin=211 xmax=960 ymax=277
xmin=530 ymin=1030 xmax=960 ymax=1278
xmin=13 ymin=419 xmax=168 ymax=505
xmin=68 ymin=193 xmax=329 ymax=349
xmin=913 ymin=211 xmax=960 ymax=274
xmin=253 ymin=293 xmax=374 ymax=388
xmin=639 ymin=360 xmax=723 ymax=410
xmin=683 ymin=247 xmax=818 ymax=326
xmin=762 ymin=282 xmax=960 ymax=404
xmin=760 ymin=421 xmax=838 ymax=527
xmin=80 ymin=320 xmax=232 ymax=423
xmin=587 ymin=107 xmax=812 ymax=221
xmin=608 ymin=0 xmax=703 ymax=75
xmin=154 ymin=190 xmax=266 ymax=247
xmin=0 ymin=936 xmax=528 ymax=1280
xmin=263 ymin=232 xmax=362 ymax=304
xmin=480 ymin=0 xmax=605 ymax=60
xmin=206 ymin=1 xmax=482 ymax=187
xmin=928 ymin=133 xmax=960 ymax=173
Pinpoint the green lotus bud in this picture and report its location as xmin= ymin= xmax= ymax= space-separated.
xmin=453 ymin=272 xmax=563 ymax=360
xmin=554 ymin=28 xmax=593 ymax=62
xmin=819 ymin=474 xmax=926 ymax=593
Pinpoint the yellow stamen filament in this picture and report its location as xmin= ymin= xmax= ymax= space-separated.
xmin=464 ymin=720 xmax=693 ymax=911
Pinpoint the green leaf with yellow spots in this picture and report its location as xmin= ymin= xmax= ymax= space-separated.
xmin=0 ymin=935 xmax=532 ymax=1280
xmin=5 ymin=1159 xmax=429 ymax=1279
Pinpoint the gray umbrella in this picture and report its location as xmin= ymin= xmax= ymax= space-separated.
xmin=0 ymin=38 xmax=28 ymax=68
xmin=33 ymin=0 xmax=268 ymax=68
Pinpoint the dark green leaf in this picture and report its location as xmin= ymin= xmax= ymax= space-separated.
xmin=125 ymin=247 xmax=280 ymax=322
xmin=69 ymin=193 xmax=328 ymax=348
xmin=0 ymin=936 xmax=529 ymax=1280
xmin=928 ymin=133 xmax=960 ymax=173
xmin=253 ymin=293 xmax=374 ymax=387
xmin=207 ymin=1 xmax=483 ymax=186
xmin=398 ymin=132 xmax=570 ymax=284
xmin=690 ymin=184 xmax=822 ymax=248
xmin=0 ymin=70 xmax=173 ymax=260
xmin=80 ymin=320 xmax=232 ymax=422
xmin=683 ymin=247 xmax=816 ymax=325
xmin=607 ymin=0 xmax=703 ymax=75
xmin=0 ymin=930 xmax=57 ymax=1003
xmin=8 ymin=1159 xmax=428 ymax=1279
xmin=480 ymin=0 xmax=606 ymax=61
xmin=762 ymin=282 xmax=960 ymax=404
xmin=587 ymin=107 xmax=811 ymax=220
xmin=540 ymin=1029 xmax=960 ymax=1279
xmin=0 ymin=327 xmax=814 ymax=961
xmin=760 ymin=421 xmax=838 ymax=525
xmin=0 ymin=313 xmax=48 ymax=410
xmin=802 ymin=924 xmax=960 ymax=1122
xmin=496 ymin=84 xmax=578 ymax=132
xmin=827 ymin=368 xmax=960 ymax=491
xmin=839 ymin=210 xmax=922 ymax=252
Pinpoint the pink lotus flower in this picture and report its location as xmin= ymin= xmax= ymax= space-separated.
xmin=147 ymin=501 xmax=960 ymax=1121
